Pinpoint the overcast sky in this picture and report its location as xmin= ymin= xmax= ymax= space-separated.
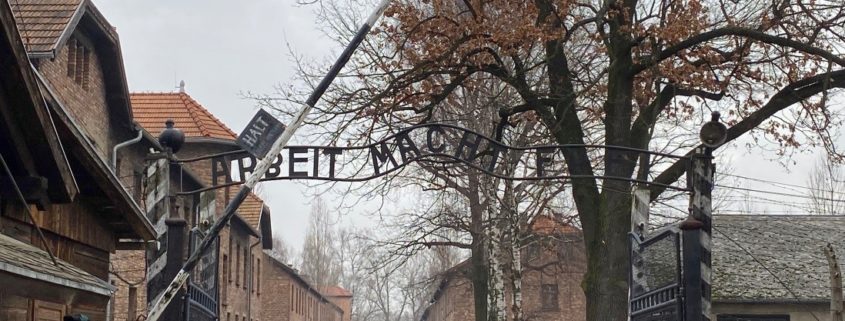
xmin=95 ymin=0 xmax=337 ymax=250
xmin=94 ymin=1 xmax=843 ymax=250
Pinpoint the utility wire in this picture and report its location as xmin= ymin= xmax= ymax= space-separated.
xmin=718 ymin=171 xmax=845 ymax=198
xmin=716 ymin=184 xmax=845 ymax=204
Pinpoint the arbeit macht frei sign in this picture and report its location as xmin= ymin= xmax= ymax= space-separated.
xmin=181 ymin=123 xmax=678 ymax=195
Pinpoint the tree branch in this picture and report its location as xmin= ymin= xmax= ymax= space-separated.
xmin=632 ymin=26 xmax=845 ymax=75
xmin=649 ymin=69 xmax=845 ymax=201
xmin=420 ymin=241 xmax=473 ymax=249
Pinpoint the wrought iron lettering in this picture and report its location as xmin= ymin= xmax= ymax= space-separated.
xmin=178 ymin=124 xmax=689 ymax=195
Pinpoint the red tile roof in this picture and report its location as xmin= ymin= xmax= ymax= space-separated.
xmin=236 ymin=193 xmax=264 ymax=230
xmin=131 ymin=92 xmax=266 ymax=229
xmin=130 ymin=92 xmax=238 ymax=140
xmin=321 ymin=286 xmax=352 ymax=297
xmin=9 ymin=0 xmax=83 ymax=53
xmin=530 ymin=215 xmax=578 ymax=235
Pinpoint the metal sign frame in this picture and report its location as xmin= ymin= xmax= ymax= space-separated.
xmin=629 ymin=227 xmax=683 ymax=321
xmin=184 ymin=228 xmax=219 ymax=321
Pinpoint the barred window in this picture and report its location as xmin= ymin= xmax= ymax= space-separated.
xmin=66 ymin=37 xmax=90 ymax=89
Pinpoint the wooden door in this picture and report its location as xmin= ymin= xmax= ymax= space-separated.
xmin=32 ymin=300 xmax=64 ymax=321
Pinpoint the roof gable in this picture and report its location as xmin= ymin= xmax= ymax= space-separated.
xmin=130 ymin=92 xmax=238 ymax=140
xmin=238 ymin=193 xmax=264 ymax=230
xmin=129 ymin=91 xmax=268 ymax=234
xmin=9 ymin=0 xmax=84 ymax=55
xmin=12 ymin=0 xmax=134 ymax=128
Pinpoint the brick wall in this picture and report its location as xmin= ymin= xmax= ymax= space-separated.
xmin=424 ymin=230 xmax=587 ymax=321
xmin=261 ymin=254 xmax=345 ymax=321
xmin=111 ymin=250 xmax=147 ymax=321
xmin=37 ymin=31 xmax=118 ymax=160
xmin=178 ymin=141 xmax=263 ymax=321
xmin=324 ymin=295 xmax=352 ymax=321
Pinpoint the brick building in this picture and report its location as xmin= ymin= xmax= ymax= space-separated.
xmin=321 ymin=286 xmax=353 ymax=321
xmin=2 ymin=1 xmax=159 ymax=320
xmin=421 ymin=215 xmax=587 ymax=321
xmin=261 ymin=254 xmax=349 ymax=321
xmin=130 ymin=90 xmax=273 ymax=321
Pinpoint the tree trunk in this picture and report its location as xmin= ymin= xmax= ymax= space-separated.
xmin=507 ymin=183 xmax=524 ymax=321
xmin=582 ymin=184 xmax=633 ymax=321
xmin=485 ymin=177 xmax=507 ymax=321
xmin=469 ymin=174 xmax=489 ymax=321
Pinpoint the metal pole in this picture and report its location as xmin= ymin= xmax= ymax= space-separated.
xmin=145 ymin=1 xmax=392 ymax=319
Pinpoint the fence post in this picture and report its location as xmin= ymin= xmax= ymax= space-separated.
xmin=825 ymin=243 xmax=844 ymax=321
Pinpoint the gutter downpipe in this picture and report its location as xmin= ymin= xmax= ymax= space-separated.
xmin=247 ymin=233 xmax=262 ymax=321
xmin=112 ymin=129 xmax=143 ymax=170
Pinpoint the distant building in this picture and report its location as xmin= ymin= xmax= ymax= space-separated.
xmin=710 ymin=214 xmax=845 ymax=321
xmin=130 ymin=91 xmax=273 ymax=321
xmin=421 ymin=215 xmax=587 ymax=321
xmin=261 ymin=253 xmax=350 ymax=321
xmin=321 ymin=286 xmax=353 ymax=321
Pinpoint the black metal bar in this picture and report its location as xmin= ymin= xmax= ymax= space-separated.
xmin=682 ymin=225 xmax=703 ymax=321
xmin=146 ymin=2 xmax=392 ymax=318
xmin=175 ymin=124 xmax=691 ymax=163
xmin=164 ymin=218 xmax=187 ymax=321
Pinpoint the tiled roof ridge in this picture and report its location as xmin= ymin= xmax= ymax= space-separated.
xmin=129 ymin=91 xmax=239 ymax=140
xmin=10 ymin=0 xmax=85 ymax=54
xmin=247 ymin=192 xmax=265 ymax=205
xmin=179 ymin=93 xmax=237 ymax=139
xmin=177 ymin=92 xmax=232 ymax=139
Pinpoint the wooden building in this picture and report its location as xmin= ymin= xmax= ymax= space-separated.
xmin=1 ymin=0 xmax=158 ymax=320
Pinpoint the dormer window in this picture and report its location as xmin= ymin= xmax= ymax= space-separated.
xmin=66 ymin=37 xmax=90 ymax=89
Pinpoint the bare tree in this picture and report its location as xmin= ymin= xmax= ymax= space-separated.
xmin=807 ymin=156 xmax=845 ymax=215
xmin=263 ymin=1 xmax=845 ymax=320
xmin=300 ymin=197 xmax=342 ymax=287
xmin=269 ymin=234 xmax=297 ymax=265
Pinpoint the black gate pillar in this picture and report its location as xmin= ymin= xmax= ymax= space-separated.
xmin=163 ymin=218 xmax=187 ymax=321
xmin=683 ymin=146 xmax=714 ymax=321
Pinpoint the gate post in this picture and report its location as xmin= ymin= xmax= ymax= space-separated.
xmin=163 ymin=218 xmax=187 ymax=321
xmin=683 ymin=147 xmax=714 ymax=321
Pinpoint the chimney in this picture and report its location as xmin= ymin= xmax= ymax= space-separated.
xmin=178 ymin=80 xmax=185 ymax=93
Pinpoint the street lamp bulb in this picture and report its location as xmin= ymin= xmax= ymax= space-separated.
xmin=699 ymin=111 xmax=727 ymax=148
xmin=159 ymin=119 xmax=185 ymax=153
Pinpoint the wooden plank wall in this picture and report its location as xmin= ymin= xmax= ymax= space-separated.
xmin=2 ymin=199 xmax=115 ymax=252
xmin=1 ymin=200 xmax=113 ymax=279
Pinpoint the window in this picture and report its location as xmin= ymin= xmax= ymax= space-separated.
xmin=527 ymin=243 xmax=540 ymax=261
xmin=222 ymin=254 xmax=229 ymax=304
xmin=717 ymin=315 xmax=790 ymax=321
xmin=256 ymin=258 xmax=261 ymax=295
xmin=540 ymin=284 xmax=559 ymax=311
xmin=65 ymin=37 xmax=90 ymax=89
xmin=243 ymin=249 xmax=249 ymax=290
xmin=235 ymin=243 xmax=241 ymax=286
